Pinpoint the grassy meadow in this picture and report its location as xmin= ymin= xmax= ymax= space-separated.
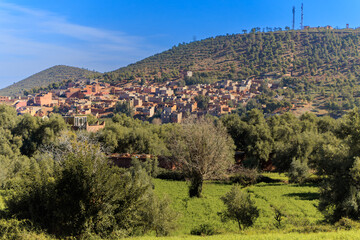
xmin=0 ymin=173 xmax=355 ymax=239
xmin=152 ymin=173 xmax=324 ymax=236
xmin=129 ymin=230 xmax=360 ymax=240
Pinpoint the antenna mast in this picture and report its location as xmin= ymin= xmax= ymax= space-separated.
xmin=301 ymin=3 xmax=304 ymax=30
xmin=292 ymin=6 xmax=296 ymax=30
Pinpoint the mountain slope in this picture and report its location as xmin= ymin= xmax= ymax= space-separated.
xmin=102 ymin=29 xmax=360 ymax=116
xmin=105 ymin=29 xmax=360 ymax=83
xmin=0 ymin=65 xmax=98 ymax=96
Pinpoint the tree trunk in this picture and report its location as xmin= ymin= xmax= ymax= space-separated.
xmin=237 ymin=219 xmax=242 ymax=231
xmin=189 ymin=175 xmax=203 ymax=197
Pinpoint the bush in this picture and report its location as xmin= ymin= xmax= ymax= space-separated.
xmin=229 ymin=168 xmax=259 ymax=186
xmin=190 ymin=224 xmax=217 ymax=236
xmin=156 ymin=169 xmax=186 ymax=181
xmin=132 ymin=157 xmax=159 ymax=178
xmin=0 ymin=219 xmax=49 ymax=240
xmin=219 ymin=185 xmax=259 ymax=231
xmin=272 ymin=206 xmax=286 ymax=229
xmin=287 ymin=158 xmax=310 ymax=184
xmin=0 ymin=219 xmax=28 ymax=239
xmin=141 ymin=195 xmax=178 ymax=236
xmin=335 ymin=218 xmax=360 ymax=230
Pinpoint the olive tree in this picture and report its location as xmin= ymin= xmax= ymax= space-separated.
xmin=169 ymin=117 xmax=235 ymax=197
xmin=219 ymin=185 xmax=259 ymax=230
xmin=316 ymin=109 xmax=360 ymax=222
xmin=7 ymin=137 xmax=176 ymax=238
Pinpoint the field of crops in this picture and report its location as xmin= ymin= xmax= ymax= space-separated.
xmin=153 ymin=173 xmax=323 ymax=236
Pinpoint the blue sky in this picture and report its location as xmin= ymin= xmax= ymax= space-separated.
xmin=1 ymin=0 xmax=360 ymax=88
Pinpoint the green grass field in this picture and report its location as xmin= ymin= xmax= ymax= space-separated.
xmin=129 ymin=230 xmax=360 ymax=240
xmin=0 ymin=190 xmax=5 ymax=210
xmin=261 ymin=172 xmax=288 ymax=182
xmin=0 ymin=174 xmax=353 ymax=239
xmin=153 ymin=173 xmax=323 ymax=236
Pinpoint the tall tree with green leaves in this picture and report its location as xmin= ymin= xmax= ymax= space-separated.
xmin=316 ymin=109 xmax=360 ymax=222
xmin=221 ymin=110 xmax=273 ymax=168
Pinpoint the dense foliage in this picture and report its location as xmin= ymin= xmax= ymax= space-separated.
xmin=6 ymin=139 xmax=176 ymax=238
xmin=98 ymin=114 xmax=171 ymax=155
xmin=0 ymin=110 xmax=178 ymax=238
xmin=2 ymin=102 xmax=360 ymax=237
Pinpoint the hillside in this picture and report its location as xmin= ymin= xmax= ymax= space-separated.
xmin=0 ymin=65 xmax=98 ymax=96
xmin=6 ymin=29 xmax=360 ymax=114
xmin=104 ymin=29 xmax=360 ymax=116
xmin=108 ymin=29 xmax=360 ymax=81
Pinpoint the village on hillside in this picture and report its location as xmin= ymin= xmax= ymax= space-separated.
xmin=0 ymin=73 xmax=288 ymax=131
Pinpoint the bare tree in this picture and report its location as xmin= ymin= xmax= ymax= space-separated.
xmin=169 ymin=117 xmax=235 ymax=197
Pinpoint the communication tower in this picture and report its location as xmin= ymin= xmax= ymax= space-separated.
xmin=292 ymin=6 xmax=296 ymax=30
xmin=301 ymin=3 xmax=304 ymax=30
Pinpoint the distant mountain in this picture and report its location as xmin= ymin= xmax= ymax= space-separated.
xmin=0 ymin=65 xmax=98 ymax=96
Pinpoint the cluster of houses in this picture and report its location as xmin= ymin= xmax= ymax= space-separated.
xmin=0 ymin=77 xmax=271 ymax=130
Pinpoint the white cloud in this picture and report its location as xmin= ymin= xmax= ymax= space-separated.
xmin=0 ymin=1 xmax=158 ymax=88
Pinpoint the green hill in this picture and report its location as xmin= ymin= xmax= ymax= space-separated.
xmin=0 ymin=65 xmax=98 ymax=96
xmin=107 ymin=29 xmax=360 ymax=82
xmin=103 ymin=29 xmax=360 ymax=116
xmin=5 ymin=29 xmax=360 ymax=114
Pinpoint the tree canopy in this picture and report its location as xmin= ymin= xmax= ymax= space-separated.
xmin=168 ymin=117 xmax=235 ymax=197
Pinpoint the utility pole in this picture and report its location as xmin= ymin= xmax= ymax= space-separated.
xmin=301 ymin=3 xmax=304 ymax=30
xmin=292 ymin=6 xmax=296 ymax=30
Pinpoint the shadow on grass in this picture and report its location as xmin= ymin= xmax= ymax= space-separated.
xmin=252 ymin=183 xmax=284 ymax=187
xmin=258 ymin=175 xmax=284 ymax=184
xmin=210 ymin=180 xmax=236 ymax=185
xmin=210 ymin=176 xmax=284 ymax=187
xmin=284 ymin=192 xmax=320 ymax=201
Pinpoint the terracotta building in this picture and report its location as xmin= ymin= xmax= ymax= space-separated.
xmin=35 ymin=92 xmax=52 ymax=106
